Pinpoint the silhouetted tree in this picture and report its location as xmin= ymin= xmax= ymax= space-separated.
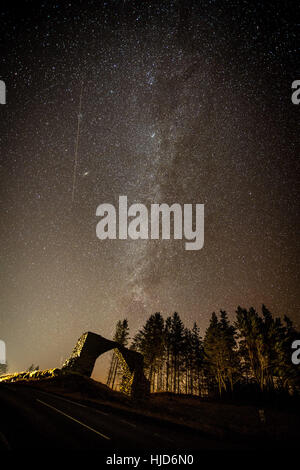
xmin=235 ymin=305 xmax=300 ymax=393
xmin=164 ymin=316 xmax=172 ymax=392
xmin=181 ymin=323 xmax=204 ymax=394
xmin=132 ymin=313 xmax=165 ymax=392
xmin=204 ymin=311 xmax=239 ymax=395
xmin=190 ymin=322 xmax=205 ymax=395
xmin=169 ymin=312 xmax=185 ymax=393
xmin=107 ymin=319 xmax=129 ymax=390
xmin=107 ymin=306 xmax=299 ymax=398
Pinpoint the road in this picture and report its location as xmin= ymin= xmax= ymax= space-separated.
xmin=0 ymin=383 xmax=249 ymax=451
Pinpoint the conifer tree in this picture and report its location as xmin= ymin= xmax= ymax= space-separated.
xmin=204 ymin=311 xmax=238 ymax=395
xmin=132 ymin=313 xmax=165 ymax=392
xmin=107 ymin=319 xmax=129 ymax=389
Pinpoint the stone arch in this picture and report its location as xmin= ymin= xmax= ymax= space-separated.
xmin=62 ymin=332 xmax=149 ymax=398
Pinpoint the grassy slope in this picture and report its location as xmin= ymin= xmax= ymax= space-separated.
xmin=1 ymin=371 xmax=299 ymax=444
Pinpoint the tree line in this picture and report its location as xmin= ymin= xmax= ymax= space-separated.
xmin=107 ymin=306 xmax=299 ymax=396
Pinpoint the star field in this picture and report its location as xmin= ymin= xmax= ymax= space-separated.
xmin=0 ymin=1 xmax=299 ymax=377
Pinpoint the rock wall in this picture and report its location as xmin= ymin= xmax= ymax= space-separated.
xmin=62 ymin=332 xmax=149 ymax=398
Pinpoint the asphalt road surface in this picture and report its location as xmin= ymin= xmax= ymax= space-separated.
xmin=0 ymin=384 xmax=255 ymax=451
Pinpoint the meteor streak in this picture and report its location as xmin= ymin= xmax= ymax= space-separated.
xmin=71 ymin=83 xmax=83 ymax=203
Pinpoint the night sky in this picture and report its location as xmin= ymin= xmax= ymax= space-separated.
xmin=0 ymin=1 xmax=299 ymax=378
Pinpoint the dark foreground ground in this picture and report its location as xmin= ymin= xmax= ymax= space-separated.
xmin=0 ymin=375 xmax=299 ymax=453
